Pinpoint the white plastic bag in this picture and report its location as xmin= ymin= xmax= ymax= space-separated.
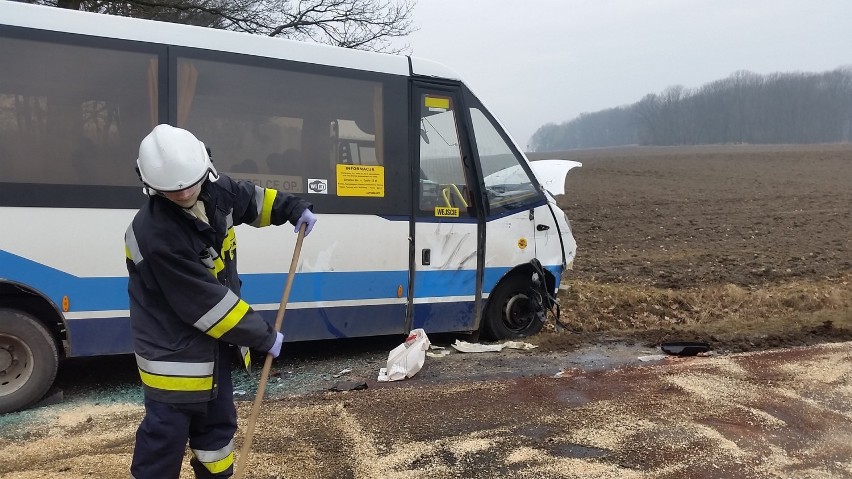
xmin=377 ymin=329 xmax=431 ymax=382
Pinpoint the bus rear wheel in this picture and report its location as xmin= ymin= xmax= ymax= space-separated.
xmin=483 ymin=274 xmax=545 ymax=340
xmin=0 ymin=309 xmax=58 ymax=413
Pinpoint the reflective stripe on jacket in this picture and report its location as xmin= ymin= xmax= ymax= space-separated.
xmin=125 ymin=174 xmax=311 ymax=403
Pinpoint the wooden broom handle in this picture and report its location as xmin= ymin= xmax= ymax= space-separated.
xmin=234 ymin=223 xmax=306 ymax=479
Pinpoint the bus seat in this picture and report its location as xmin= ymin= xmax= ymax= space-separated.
xmin=337 ymin=142 xmax=353 ymax=164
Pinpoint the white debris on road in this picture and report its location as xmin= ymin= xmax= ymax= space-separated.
xmin=450 ymin=340 xmax=539 ymax=353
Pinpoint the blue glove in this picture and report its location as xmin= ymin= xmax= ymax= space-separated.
xmin=294 ymin=208 xmax=317 ymax=237
xmin=267 ymin=332 xmax=284 ymax=358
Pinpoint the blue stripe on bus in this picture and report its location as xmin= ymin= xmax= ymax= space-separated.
xmin=66 ymin=301 xmax=479 ymax=357
xmin=413 ymin=269 xmax=476 ymax=295
xmin=482 ymin=264 xmax=563 ymax=291
xmin=272 ymin=304 xmax=409 ymax=341
xmin=412 ymin=302 xmax=476 ymax=332
xmin=0 ymin=249 xmax=562 ymax=312
xmin=240 ymin=270 xmax=410 ymax=303
xmin=66 ymin=303 xmax=411 ymax=356
xmin=0 ymin=250 xmax=128 ymax=311
xmin=66 ymin=317 xmax=135 ymax=356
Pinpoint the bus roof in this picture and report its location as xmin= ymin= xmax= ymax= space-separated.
xmin=1 ymin=1 xmax=462 ymax=80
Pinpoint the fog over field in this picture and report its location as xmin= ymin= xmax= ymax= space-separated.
xmin=394 ymin=1 xmax=852 ymax=149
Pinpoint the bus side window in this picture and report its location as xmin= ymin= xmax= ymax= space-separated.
xmin=0 ymin=36 xmax=156 ymax=188
xmin=170 ymin=53 xmax=404 ymax=211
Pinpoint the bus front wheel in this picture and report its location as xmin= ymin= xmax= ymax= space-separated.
xmin=0 ymin=309 xmax=59 ymax=413
xmin=483 ymin=274 xmax=545 ymax=340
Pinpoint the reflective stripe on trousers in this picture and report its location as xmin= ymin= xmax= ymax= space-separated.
xmin=130 ymin=343 xmax=237 ymax=479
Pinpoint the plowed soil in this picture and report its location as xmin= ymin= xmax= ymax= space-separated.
xmin=539 ymin=143 xmax=852 ymax=289
xmin=1 ymin=144 xmax=851 ymax=478
xmin=532 ymin=143 xmax=852 ymax=354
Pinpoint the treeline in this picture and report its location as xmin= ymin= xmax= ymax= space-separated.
xmin=529 ymin=68 xmax=852 ymax=151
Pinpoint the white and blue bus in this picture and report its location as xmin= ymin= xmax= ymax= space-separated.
xmin=0 ymin=2 xmax=580 ymax=412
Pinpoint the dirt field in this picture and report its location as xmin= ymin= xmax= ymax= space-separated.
xmin=532 ymin=143 xmax=852 ymax=353
xmin=1 ymin=144 xmax=851 ymax=478
xmin=541 ymin=143 xmax=852 ymax=289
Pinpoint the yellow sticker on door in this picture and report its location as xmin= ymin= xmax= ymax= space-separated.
xmin=336 ymin=164 xmax=384 ymax=197
xmin=435 ymin=206 xmax=459 ymax=217
xmin=424 ymin=96 xmax=450 ymax=111
xmin=518 ymin=238 xmax=528 ymax=249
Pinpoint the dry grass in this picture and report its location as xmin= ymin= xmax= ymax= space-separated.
xmin=533 ymin=275 xmax=852 ymax=351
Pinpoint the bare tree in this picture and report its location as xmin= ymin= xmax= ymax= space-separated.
xmin=28 ymin=0 xmax=416 ymax=53
xmin=529 ymin=67 xmax=852 ymax=151
xmin=633 ymin=93 xmax=661 ymax=145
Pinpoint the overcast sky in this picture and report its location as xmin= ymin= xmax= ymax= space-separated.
xmin=392 ymin=0 xmax=852 ymax=149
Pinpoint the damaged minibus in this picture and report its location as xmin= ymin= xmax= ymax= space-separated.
xmin=0 ymin=2 xmax=580 ymax=412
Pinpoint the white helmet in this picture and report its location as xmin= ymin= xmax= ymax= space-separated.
xmin=136 ymin=124 xmax=218 ymax=194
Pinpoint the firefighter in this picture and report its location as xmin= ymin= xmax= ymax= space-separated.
xmin=125 ymin=124 xmax=316 ymax=478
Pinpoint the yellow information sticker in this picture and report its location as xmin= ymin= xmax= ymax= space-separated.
xmin=435 ymin=206 xmax=459 ymax=218
xmin=424 ymin=96 xmax=450 ymax=111
xmin=336 ymin=164 xmax=384 ymax=197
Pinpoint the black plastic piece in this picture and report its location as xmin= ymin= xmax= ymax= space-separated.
xmin=661 ymin=341 xmax=710 ymax=356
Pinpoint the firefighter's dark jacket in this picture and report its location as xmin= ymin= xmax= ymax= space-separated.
xmin=124 ymin=174 xmax=312 ymax=403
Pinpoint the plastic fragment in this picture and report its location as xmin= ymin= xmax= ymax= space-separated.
xmin=638 ymin=354 xmax=668 ymax=362
xmin=450 ymin=340 xmax=538 ymax=353
xmin=426 ymin=349 xmax=450 ymax=358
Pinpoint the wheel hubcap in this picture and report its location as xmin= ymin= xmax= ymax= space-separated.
xmin=0 ymin=346 xmax=11 ymax=372
xmin=0 ymin=335 xmax=33 ymax=396
xmin=504 ymin=293 xmax=534 ymax=331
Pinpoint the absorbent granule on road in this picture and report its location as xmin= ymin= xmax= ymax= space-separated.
xmin=507 ymin=446 xmax=644 ymax=478
xmin=448 ymin=437 xmax=493 ymax=456
xmin=0 ymin=401 xmax=142 ymax=478
xmin=778 ymin=347 xmax=852 ymax=384
xmin=565 ymin=409 xmax=658 ymax=451
xmin=664 ymin=371 xmax=786 ymax=428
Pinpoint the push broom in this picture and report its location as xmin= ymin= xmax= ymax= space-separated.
xmin=233 ymin=223 xmax=306 ymax=479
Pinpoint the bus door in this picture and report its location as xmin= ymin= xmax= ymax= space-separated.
xmin=410 ymin=83 xmax=482 ymax=333
xmin=468 ymin=99 xmax=548 ymax=339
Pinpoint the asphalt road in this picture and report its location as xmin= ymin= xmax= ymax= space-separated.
xmin=2 ymin=340 xmax=851 ymax=478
